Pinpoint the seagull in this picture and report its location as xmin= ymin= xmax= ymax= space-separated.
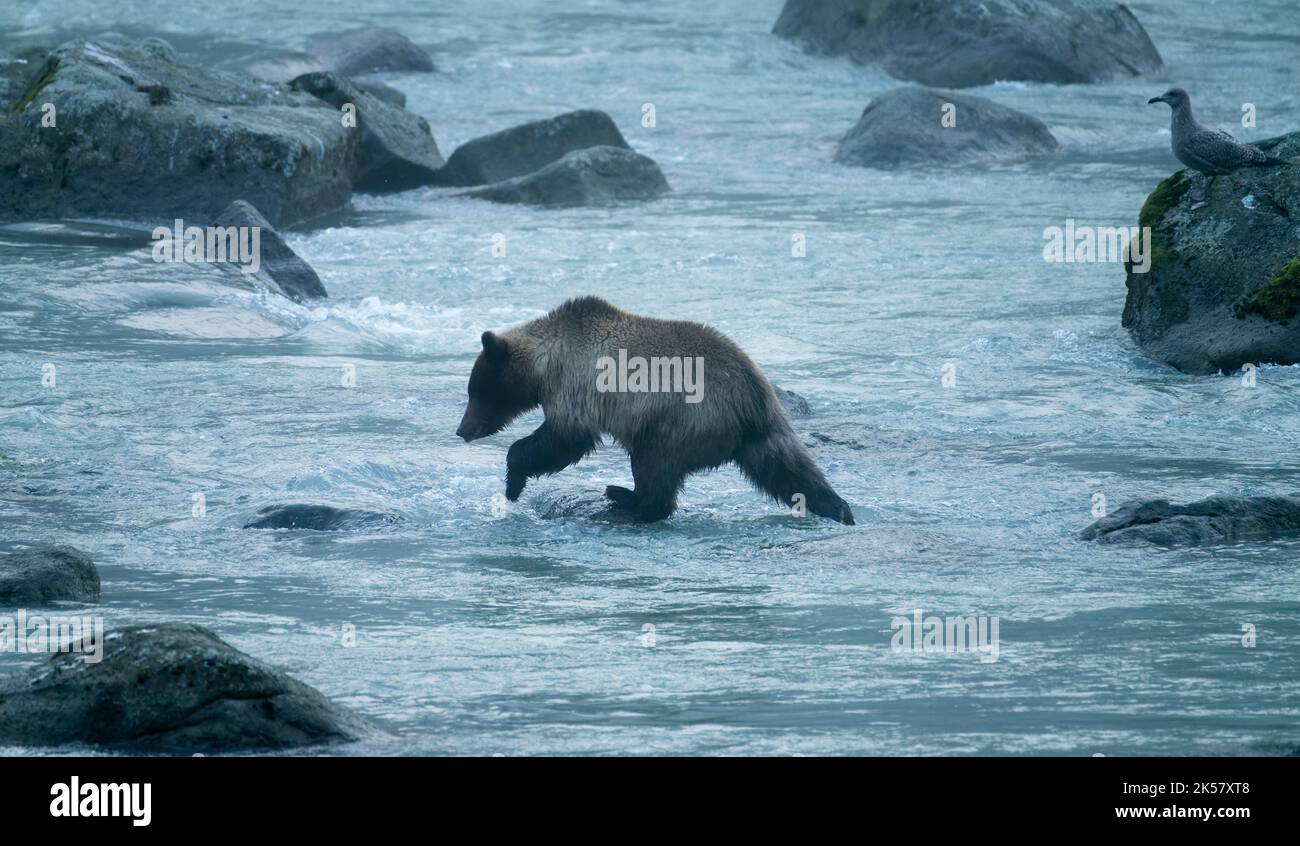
xmin=1149 ymin=88 xmax=1286 ymax=205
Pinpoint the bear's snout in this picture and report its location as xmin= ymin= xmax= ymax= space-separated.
xmin=457 ymin=408 xmax=486 ymax=442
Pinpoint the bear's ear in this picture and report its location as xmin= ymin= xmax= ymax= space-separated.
xmin=481 ymin=330 xmax=509 ymax=360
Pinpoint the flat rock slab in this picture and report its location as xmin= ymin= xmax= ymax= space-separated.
xmin=1080 ymin=494 xmax=1300 ymax=546
xmin=1123 ymin=131 xmax=1300 ymax=373
xmin=291 ymin=71 xmax=443 ymax=193
xmin=835 ymin=87 xmax=1058 ymax=168
xmin=212 ymin=200 xmax=327 ymax=302
xmin=773 ymin=0 xmax=1163 ymax=88
xmin=0 ymin=546 xmax=99 ymax=605
xmin=1 ymin=36 xmax=356 ymax=227
xmin=461 ymin=146 xmax=669 ymax=207
xmin=434 ymin=110 xmax=631 ymax=187
xmin=244 ymin=504 xmax=401 ymax=531
xmin=0 ymin=623 xmax=371 ymax=753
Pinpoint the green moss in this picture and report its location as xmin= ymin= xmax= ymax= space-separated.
xmin=1235 ymin=256 xmax=1300 ymax=324
xmin=1135 ymin=171 xmax=1190 ymax=275
xmin=1139 ymin=171 xmax=1189 ymax=230
xmin=9 ymin=55 xmax=60 ymax=116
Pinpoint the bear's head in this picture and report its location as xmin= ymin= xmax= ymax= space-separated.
xmin=457 ymin=331 xmax=539 ymax=441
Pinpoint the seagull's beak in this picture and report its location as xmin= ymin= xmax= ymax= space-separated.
xmin=1147 ymin=96 xmax=1164 ymax=105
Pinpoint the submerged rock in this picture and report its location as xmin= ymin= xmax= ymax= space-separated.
xmin=244 ymin=504 xmax=400 ymax=531
xmin=0 ymin=546 xmax=99 ymax=605
xmin=835 ymin=87 xmax=1058 ymax=168
xmin=305 ymin=27 xmax=434 ymax=77
xmin=0 ymin=623 xmax=371 ymax=753
xmin=772 ymin=0 xmax=1163 ymax=88
xmin=0 ymin=37 xmax=356 ymax=226
xmin=534 ymin=491 xmax=623 ymax=521
xmin=774 ymin=386 xmax=812 ymax=417
xmin=211 ymin=201 xmax=327 ymax=302
xmin=1123 ymin=132 xmax=1300 ymax=373
xmin=461 ymin=146 xmax=669 ymax=207
xmin=1080 ymin=494 xmax=1300 ymax=546
xmin=433 ymin=110 xmax=631 ymax=187
xmin=291 ymin=71 xmax=443 ymax=193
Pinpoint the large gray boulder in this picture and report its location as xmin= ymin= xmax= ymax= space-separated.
xmin=244 ymin=503 xmax=400 ymax=530
xmin=1080 ymin=494 xmax=1300 ymax=546
xmin=835 ymin=87 xmax=1057 ymax=168
xmin=0 ymin=37 xmax=357 ymax=227
xmin=0 ymin=546 xmax=99 ymax=605
xmin=290 ymin=71 xmax=443 ymax=193
xmin=773 ymin=0 xmax=1164 ymax=88
xmin=0 ymin=623 xmax=371 ymax=753
xmin=433 ymin=110 xmax=631 ymax=187
xmin=461 ymin=146 xmax=669 ymax=207
xmin=1123 ymin=132 xmax=1300 ymax=373
xmin=211 ymin=201 xmax=328 ymax=302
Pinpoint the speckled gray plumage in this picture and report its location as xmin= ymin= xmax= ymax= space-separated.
xmin=1152 ymin=88 xmax=1286 ymax=175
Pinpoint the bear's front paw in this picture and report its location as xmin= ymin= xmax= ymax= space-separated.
xmin=604 ymin=485 xmax=636 ymax=509
xmin=505 ymin=474 xmax=526 ymax=501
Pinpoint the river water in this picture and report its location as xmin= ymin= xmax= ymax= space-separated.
xmin=2 ymin=0 xmax=1298 ymax=755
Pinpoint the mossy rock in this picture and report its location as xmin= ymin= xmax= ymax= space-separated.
xmin=1235 ymin=256 xmax=1300 ymax=325
xmin=1121 ymin=131 xmax=1300 ymax=373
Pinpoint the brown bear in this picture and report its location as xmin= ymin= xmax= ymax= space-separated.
xmin=456 ymin=296 xmax=854 ymax=524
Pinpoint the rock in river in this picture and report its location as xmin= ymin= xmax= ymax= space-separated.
xmin=304 ymin=26 xmax=435 ymax=77
xmin=245 ymin=27 xmax=434 ymax=84
xmin=291 ymin=71 xmax=443 ymax=193
xmin=1080 ymin=494 xmax=1300 ymax=546
xmin=834 ymin=87 xmax=1058 ymax=168
xmin=244 ymin=503 xmax=400 ymax=530
xmin=1123 ymin=132 xmax=1300 ymax=373
xmin=433 ymin=109 xmax=631 ymax=187
xmin=0 ymin=545 xmax=99 ymax=605
xmin=210 ymin=200 xmax=328 ymax=302
xmin=0 ymin=623 xmax=371 ymax=753
xmin=772 ymin=0 xmax=1164 ymax=88
xmin=461 ymin=146 xmax=669 ymax=207
xmin=774 ymin=386 xmax=812 ymax=417
xmin=0 ymin=37 xmax=357 ymax=227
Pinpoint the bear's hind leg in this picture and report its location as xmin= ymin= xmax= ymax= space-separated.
xmin=734 ymin=428 xmax=855 ymax=525
xmin=621 ymin=454 xmax=687 ymax=522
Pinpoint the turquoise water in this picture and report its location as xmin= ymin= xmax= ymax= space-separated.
xmin=2 ymin=0 xmax=1299 ymax=755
